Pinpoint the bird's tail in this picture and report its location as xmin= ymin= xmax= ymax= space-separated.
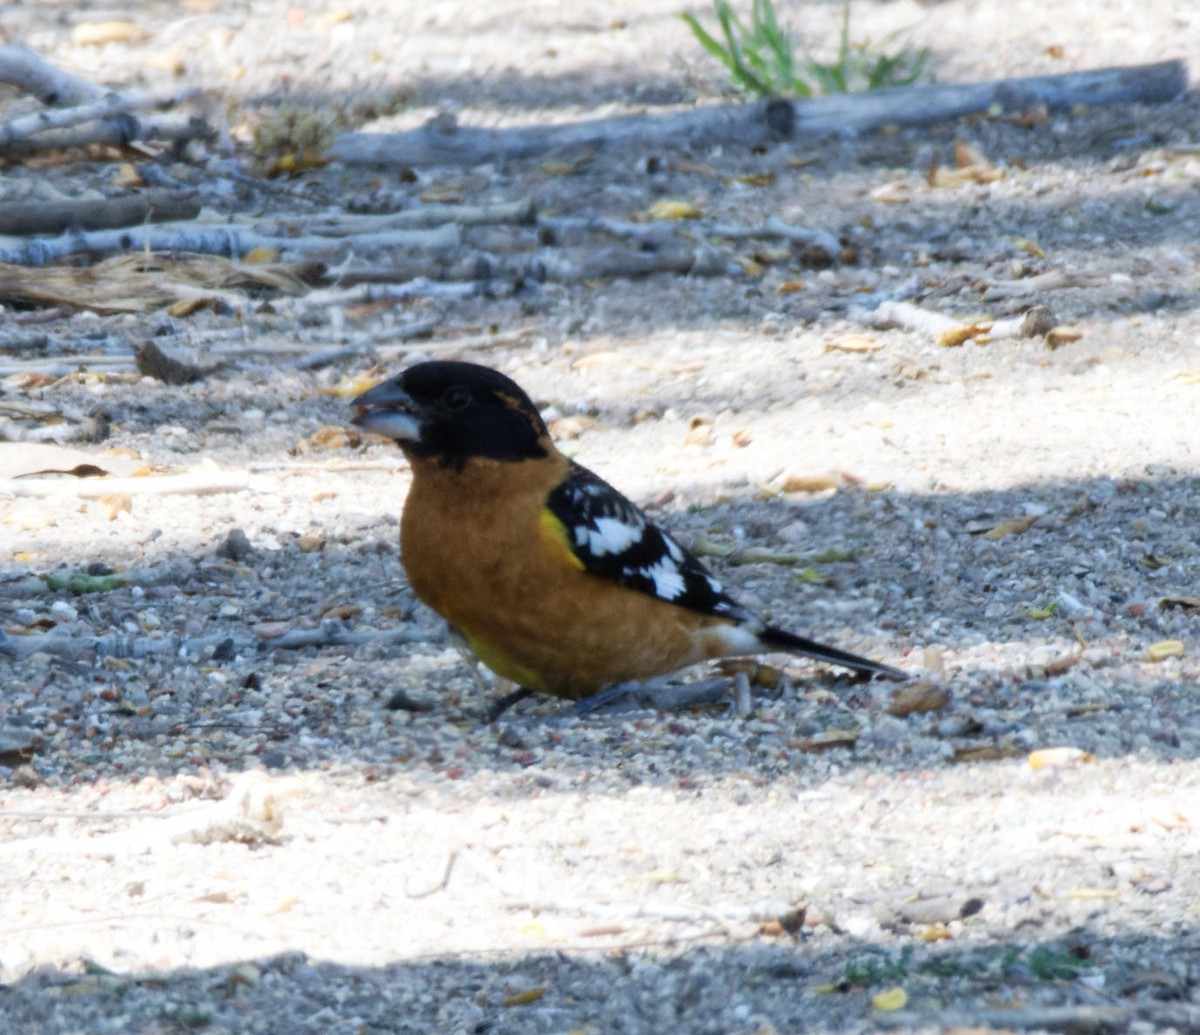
xmin=759 ymin=625 xmax=908 ymax=681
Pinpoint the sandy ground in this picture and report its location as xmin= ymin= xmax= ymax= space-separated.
xmin=3 ymin=0 xmax=1200 ymax=1031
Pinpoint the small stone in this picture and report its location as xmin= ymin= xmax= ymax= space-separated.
xmin=217 ymin=528 xmax=253 ymax=561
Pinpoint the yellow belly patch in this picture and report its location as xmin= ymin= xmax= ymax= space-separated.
xmin=538 ymin=508 xmax=586 ymax=570
xmin=462 ymin=629 xmax=546 ymax=691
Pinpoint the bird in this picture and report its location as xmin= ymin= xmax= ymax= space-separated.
xmin=350 ymin=360 xmax=906 ymax=714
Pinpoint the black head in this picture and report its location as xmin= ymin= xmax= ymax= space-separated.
xmin=350 ymin=361 xmax=550 ymax=466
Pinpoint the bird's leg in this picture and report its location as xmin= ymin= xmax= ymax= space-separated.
xmin=570 ymin=680 xmax=648 ymax=716
xmin=571 ymin=674 xmax=733 ymax=716
xmin=445 ymin=625 xmax=495 ymax=695
xmin=487 ymin=686 xmax=536 ymax=722
xmin=730 ymin=669 xmax=753 ymax=719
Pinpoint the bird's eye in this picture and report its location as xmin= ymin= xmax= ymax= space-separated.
xmin=443 ymin=386 xmax=471 ymax=410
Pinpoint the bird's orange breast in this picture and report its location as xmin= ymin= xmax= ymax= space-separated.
xmin=398 ymin=454 xmax=728 ymax=699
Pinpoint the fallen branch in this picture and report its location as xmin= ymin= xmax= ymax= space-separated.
xmin=0 ymin=86 xmax=201 ymax=150
xmin=0 ymin=190 xmax=200 ymax=236
xmin=0 ymin=112 xmax=211 ymax=156
xmin=876 ymin=1004 xmax=1200 ymax=1034
xmin=332 ymin=61 xmax=1187 ymax=168
xmin=0 ymin=43 xmax=104 ymax=106
xmin=0 ymin=622 xmax=429 ymax=663
xmin=0 ymin=220 xmax=461 ymax=265
xmin=541 ymin=214 xmax=840 ymax=264
xmin=300 ymin=197 xmax=536 ymax=235
xmin=868 ymin=299 xmax=964 ymax=339
xmin=982 ymin=268 xmax=1099 ymax=299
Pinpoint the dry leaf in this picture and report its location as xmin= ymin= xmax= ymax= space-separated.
xmin=502 ymin=988 xmax=547 ymax=1007
xmin=71 ymin=20 xmax=150 ymax=45
xmin=915 ymin=923 xmax=953 ymax=942
xmin=243 ymin=247 xmax=281 ymax=265
xmin=870 ymin=181 xmax=912 ymax=204
xmin=825 ymin=333 xmax=884 ymax=354
xmin=1160 ymin=596 xmax=1200 ymax=614
xmin=1011 ymin=237 xmax=1046 ymax=259
xmin=731 ymin=428 xmax=753 ymax=448
xmin=99 ymin=494 xmax=132 ymax=521
xmin=888 ymin=683 xmax=950 ymax=716
xmin=954 ymin=140 xmax=989 ymax=169
xmin=320 ymin=603 xmax=362 ymax=621
xmin=1065 ymin=887 xmax=1119 ymax=901
xmin=981 ymin=515 xmax=1039 ymax=539
xmin=729 ymin=172 xmax=775 ymax=187
xmin=541 ymin=159 xmax=583 ymax=175
xmin=644 ymin=199 xmax=700 ymax=221
xmin=776 ymin=279 xmax=806 ymax=294
xmin=793 ymin=729 xmax=859 ymax=753
xmin=873 ymin=988 xmax=908 ymax=1011
xmin=777 ymin=472 xmax=844 ymax=494
xmin=166 ymin=297 xmax=211 ymax=318
xmin=1165 ymin=371 xmax=1200 ymax=387
xmin=683 ymin=417 xmax=715 ymax=447
xmin=419 ymin=184 xmax=464 ymax=204
xmin=1047 ymin=325 xmax=1083 ymax=347
xmin=1008 ymin=104 xmax=1050 ymax=128
xmin=1147 ymin=639 xmax=1185 ymax=662
xmin=953 ymin=743 xmax=1023 ymax=762
xmin=549 ymin=415 xmax=598 ymax=440
xmin=1044 ymin=651 xmax=1082 ymax=676
xmin=325 ymin=372 xmax=383 ymax=398
xmin=937 ymin=323 xmax=984 ymax=347
xmin=112 ymin=163 xmax=145 ymax=188
xmin=297 ymin=534 xmax=325 ymax=553
xmin=1028 ymin=747 xmax=1093 ymax=771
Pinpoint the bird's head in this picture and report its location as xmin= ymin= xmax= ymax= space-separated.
xmin=350 ymin=361 xmax=550 ymax=466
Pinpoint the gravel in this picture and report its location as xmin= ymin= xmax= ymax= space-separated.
xmin=4 ymin=0 xmax=1200 ymax=1031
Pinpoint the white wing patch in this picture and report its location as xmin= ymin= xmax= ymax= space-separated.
xmin=583 ymin=515 xmax=644 ymax=557
xmin=643 ymin=557 xmax=687 ymax=601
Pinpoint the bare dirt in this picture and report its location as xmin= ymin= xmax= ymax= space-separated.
xmin=3 ymin=1 xmax=1200 ymax=1032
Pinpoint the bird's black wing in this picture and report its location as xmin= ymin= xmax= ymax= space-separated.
xmin=545 ymin=461 xmax=750 ymax=621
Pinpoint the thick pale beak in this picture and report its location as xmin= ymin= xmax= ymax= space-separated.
xmin=350 ymin=379 xmax=421 ymax=442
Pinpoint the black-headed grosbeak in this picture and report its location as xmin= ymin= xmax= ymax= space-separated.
xmin=351 ymin=360 xmax=905 ymax=711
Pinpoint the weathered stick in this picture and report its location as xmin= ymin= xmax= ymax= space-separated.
xmin=0 ymin=43 xmax=104 ymax=106
xmin=0 ymin=622 xmax=428 ymax=662
xmin=332 ymin=61 xmax=1187 ymax=168
xmin=0 ymin=190 xmax=200 ymax=236
xmin=0 ymin=87 xmax=201 ymax=149
xmin=0 ymin=220 xmax=461 ymax=265
xmin=0 ymin=112 xmax=211 ymax=155
xmin=300 ymin=197 xmax=536 ymax=235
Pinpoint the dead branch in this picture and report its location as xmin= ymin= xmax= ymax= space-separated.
xmin=875 ymin=1004 xmax=1200 ymax=1034
xmin=0 ymin=220 xmax=462 ymax=265
xmin=332 ymin=61 xmax=1186 ymax=168
xmin=0 ymin=43 xmax=104 ymax=106
xmin=0 ymin=112 xmax=212 ymax=156
xmin=0 ymin=87 xmax=201 ymax=150
xmin=0 ymin=622 xmax=428 ymax=663
xmin=982 ymin=268 xmax=1099 ymax=298
xmin=868 ymin=299 xmax=964 ymax=338
xmin=0 ymin=190 xmax=200 ymax=236
xmin=540 ymin=213 xmax=840 ymax=262
xmin=300 ymin=197 xmax=536 ymax=235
